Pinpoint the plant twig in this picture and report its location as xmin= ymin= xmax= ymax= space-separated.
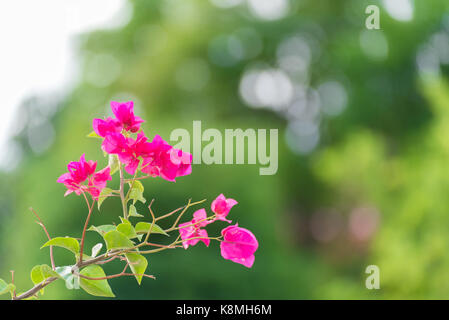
xmin=79 ymin=192 xmax=95 ymax=265
xmin=29 ymin=207 xmax=55 ymax=270
xmin=125 ymin=171 xmax=138 ymax=202
xmin=10 ymin=270 xmax=16 ymax=299
xmin=125 ymin=175 xmax=151 ymax=183
xmin=119 ymin=164 xmax=128 ymax=219
xmin=143 ymin=200 xmax=156 ymax=243
xmin=12 ymin=277 xmax=58 ymax=300
xmin=165 ymin=199 xmax=207 ymax=232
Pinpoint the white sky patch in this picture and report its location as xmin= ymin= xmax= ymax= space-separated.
xmin=0 ymin=0 xmax=130 ymax=170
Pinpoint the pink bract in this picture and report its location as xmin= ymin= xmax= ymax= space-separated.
xmin=111 ymin=101 xmax=144 ymax=133
xmin=141 ymin=134 xmax=192 ymax=182
xmin=220 ymin=224 xmax=258 ymax=268
xmin=179 ymin=209 xmax=210 ymax=249
xmin=102 ymin=131 xmax=153 ymax=175
xmin=211 ymin=194 xmax=237 ymax=223
xmin=92 ymin=117 xmax=122 ymax=138
xmin=118 ymin=132 xmax=153 ymax=175
xmin=57 ymin=154 xmax=112 ymax=200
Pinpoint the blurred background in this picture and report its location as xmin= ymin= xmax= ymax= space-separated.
xmin=1 ymin=0 xmax=449 ymax=299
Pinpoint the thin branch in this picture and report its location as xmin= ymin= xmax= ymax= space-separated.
xmin=169 ymin=216 xmax=215 ymax=232
xmin=143 ymin=200 xmax=156 ymax=244
xmin=119 ymin=163 xmax=128 ymax=219
xmin=165 ymin=199 xmax=207 ymax=232
xmin=155 ymin=206 xmax=184 ymax=221
xmin=138 ymin=236 xmax=222 ymax=254
xmin=144 ymin=242 xmax=182 ymax=249
xmin=10 ymin=270 xmax=16 ymax=299
xmin=125 ymin=175 xmax=151 ymax=183
xmin=12 ymin=277 xmax=58 ymax=300
xmin=29 ymin=207 xmax=55 ymax=270
xmin=96 ymin=255 xmax=123 ymax=265
xmin=98 ymin=193 xmax=120 ymax=199
xmin=124 ymin=171 xmax=138 ymax=202
xmin=79 ymin=192 xmax=95 ymax=265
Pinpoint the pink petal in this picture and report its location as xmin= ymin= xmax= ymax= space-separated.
xmin=124 ymin=158 xmax=140 ymax=175
xmin=230 ymin=255 xmax=255 ymax=268
xmin=198 ymin=229 xmax=210 ymax=247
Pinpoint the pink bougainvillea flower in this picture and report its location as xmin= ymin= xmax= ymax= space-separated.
xmin=57 ymin=154 xmax=112 ymax=200
xmin=141 ymin=134 xmax=192 ymax=182
xmin=192 ymin=208 xmax=211 ymax=227
xmin=170 ymin=147 xmax=193 ymax=177
xmin=179 ymin=209 xmax=211 ymax=249
xmin=92 ymin=117 xmax=122 ymax=138
xmin=102 ymin=132 xmax=128 ymax=154
xmin=111 ymin=101 xmax=144 ymax=133
xmin=220 ymin=224 xmax=258 ymax=268
xmin=211 ymin=194 xmax=237 ymax=223
xmin=117 ymin=132 xmax=153 ymax=175
xmin=102 ymin=131 xmax=153 ymax=175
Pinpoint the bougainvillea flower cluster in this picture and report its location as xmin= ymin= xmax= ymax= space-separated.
xmin=179 ymin=194 xmax=258 ymax=268
xmin=211 ymin=193 xmax=238 ymax=223
xmin=178 ymin=209 xmax=211 ymax=249
xmin=141 ymin=135 xmax=192 ymax=181
xmin=92 ymin=101 xmax=192 ymax=179
xmin=57 ymin=154 xmax=111 ymax=199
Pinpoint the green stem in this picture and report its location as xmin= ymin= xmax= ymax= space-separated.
xmin=119 ymin=164 xmax=128 ymax=220
xmin=79 ymin=193 xmax=95 ymax=265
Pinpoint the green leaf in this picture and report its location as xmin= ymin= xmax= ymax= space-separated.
xmin=79 ymin=265 xmax=115 ymax=297
xmin=40 ymin=264 xmax=60 ymax=279
xmin=31 ymin=266 xmax=45 ymax=286
xmin=129 ymin=180 xmax=144 ymax=192
xmin=31 ymin=264 xmax=60 ymax=295
xmin=117 ymin=222 xmax=139 ymax=239
xmin=119 ymin=217 xmax=131 ymax=225
xmin=0 ymin=278 xmax=15 ymax=296
xmin=88 ymin=224 xmax=116 ymax=236
xmin=108 ymin=154 xmax=119 ymax=175
xmin=128 ymin=180 xmax=146 ymax=204
xmin=87 ymin=131 xmax=103 ymax=139
xmin=98 ymin=187 xmax=114 ymax=210
xmin=41 ymin=237 xmax=80 ymax=254
xmin=91 ymin=243 xmax=103 ymax=258
xmin=103 ymin=230 xmax=134 ymax=250
xmin=125 ymin=253 xmax=148 ymax=285
xmin=128 ymin=204 xmax=144 ymax=218
xmin=135 ymin=222 xmax=169 ymax=236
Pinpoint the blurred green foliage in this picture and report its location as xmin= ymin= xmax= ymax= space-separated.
xmin=1 ymin=0 xmax=449 ymax=299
